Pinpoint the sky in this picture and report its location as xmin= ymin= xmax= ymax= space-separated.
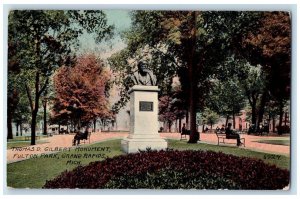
xmin=79 ymin=10 xmax=133 ymax=130
xmin=78 ymin=10 xmax=132 ymax=59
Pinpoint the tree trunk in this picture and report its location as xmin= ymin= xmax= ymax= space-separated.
xmin=210 ymin=123 xmax=213 ymax=130
xmin=179 ymin=119 xmax=182 ymax=133
xmin=284 ymin=112 xmax=287 ymax=126
xmin=28 ymin=34 xmax=48 ymax=144
xmin=20 ymin=123 xmax=23 ymax=136
xmin=7 ymin=106 xmax=14 ymax=139
xmin=43 ymin=102 xmax=47 ymax=135
xmin=272 ymin=117 xmax=276 ymax=133
xmin=102 ymin=119 xmax=106 ymax=131
xmin=16 ymin=123 xmax=19 ymax=136
xmin=225 ymin=115 xmax=229 ymax=127
xmin=256 ymin=91 xmax=267 ymax=129
xmin=232 ymin=111 xmax=236 ymax=129
xmin=30 ymin=70 xmax=45 ymax=145
xmin=278 ymin=100 xmax=284 ymax=135
xmin=185 ymin=110 xmax=189 ymax=129
xmin=93 ymin=119 xmax=96 ymax=132
xmin=187 ymin=11 xmax=198 ymax=143
xmin=31 ymin=109 xmax=38 ymax=145
xmin=251 ymin=102 xmax=256 ymax=125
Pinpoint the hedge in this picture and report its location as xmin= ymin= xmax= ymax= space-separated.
xmin=43 ymin=149 xmax=289 ymax=189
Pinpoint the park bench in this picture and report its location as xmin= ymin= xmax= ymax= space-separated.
xmin=180 ymin=130 xmax=200 ymax=141
xmin=82 ymin=131 xmax=92 ymax=144
xmin=215 ymin=131 xmax=245 ymax=147
xmin=72 ymin=131 xmax=91 ymax=145
xmin=180 ymin=130 xmax=190 ymax=140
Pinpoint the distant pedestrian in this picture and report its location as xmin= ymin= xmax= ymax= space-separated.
xmin=182 ymin=123 xmax=187 ymax=134
xmin=221 ymin=124 xmax=225 ymax=132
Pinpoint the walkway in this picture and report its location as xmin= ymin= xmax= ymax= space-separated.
xmin=7 ymin=131 xmax=290 ymax=163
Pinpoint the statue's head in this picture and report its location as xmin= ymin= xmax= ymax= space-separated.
xmin=131 ymin=61 xmax=157 ymax=86
xmin=137 ymin=61 xmax=147 ymax=74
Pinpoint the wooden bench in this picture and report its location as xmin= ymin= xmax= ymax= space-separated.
xmin=82 ymin=132 xmax=91 ymax=144
xmin=215 ymin=132 xmax=245 ymax=147
xmin=180 ymin=130 xmax=190 ymax=140
xmin=72 ymin=132 xmax=91 ymax=145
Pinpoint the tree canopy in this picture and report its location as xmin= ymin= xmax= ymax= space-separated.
xmin=52 ymin=54 xmax=112 ymax=129
xmin=8 ymin=10 xmax=113 ymax=143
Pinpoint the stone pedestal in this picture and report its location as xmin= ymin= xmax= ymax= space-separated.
xmin=121 ymin=85 xmax=168 ymax=153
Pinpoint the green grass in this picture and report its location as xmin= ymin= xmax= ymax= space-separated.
xmin=167 ymin=139 xmax=290 ymax=170
xmin=254 ymin=139 xmax=290 ymax=146
xmin=7 ymin=139 xmax=124 ymax=188
xmin=8 ymin=135 xmax=49 ymax=142
xmin=7 ymin=138 xmax=290 ymax=188
xmin=7 ymin=141 xmax=49 ymax=149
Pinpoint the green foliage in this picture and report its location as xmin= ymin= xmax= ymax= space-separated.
xmin=208 ymin=76 xmax=245 ymax=118
xmin=8 ymin=10 xmax=114 ymax=142
xmin=201 ymin=108 xmax=219 ymax=128
xmin=44 ymin=149 xmax=289 ymax=189
xmin=108 ymin=11 xmax=263 ymax=142
xmin=104 ymin=169 xmax=239 ymax=189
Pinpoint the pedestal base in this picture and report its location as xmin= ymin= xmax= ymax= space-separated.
xmin=121 ymin=137 xmax=168 ymax=153
xmin=122 ymin=85 xmax=167 ymax=153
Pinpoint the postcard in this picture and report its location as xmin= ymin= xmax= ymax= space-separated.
xmin=6 ymin=8 xmax=292 ymax=192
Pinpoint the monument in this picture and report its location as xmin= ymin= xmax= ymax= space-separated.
xmin=121 ymin=62 xmax=168 ymax=153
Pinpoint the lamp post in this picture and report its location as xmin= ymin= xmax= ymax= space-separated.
xmin=42 ymin=97 xmax=48 ymax=135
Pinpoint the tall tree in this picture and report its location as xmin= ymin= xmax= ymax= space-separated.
xmin=109 ymin=11 xmax=262 ymax=143
xmin=242 ymin=12 xmax=291 ymax=133
xmin=208 ymin=77 xmax=246 ymax=129
xmin=8 ymin=10 xmax=113 ymax=144
xmin=201 ymin=108 xmax=219 ymax=130
xmin=52 ymin=54 xmax=112 ymax=129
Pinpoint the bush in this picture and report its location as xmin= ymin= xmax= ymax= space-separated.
xmin=104 ymin=169 xmax=239 ymax=189
xmin=43 ymin=149 xmax=289 ymax=190
xmin=276 ymin=125 xmax=290 ymax=134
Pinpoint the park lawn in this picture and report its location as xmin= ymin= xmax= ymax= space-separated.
xmin=7 ymin=139 xmax=290 ymax=188
xmin=7 ymin=139 xmax=124 ymax=188
xmin=167 ymin=139 xmax=290 ymax=170
xmin=7 ymin=135 xmax=49 ymax=142
xmin=254 ymin=139 xmax=290 ymax=146
xmin=7 ymin=141 xmax=49 ymax=149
